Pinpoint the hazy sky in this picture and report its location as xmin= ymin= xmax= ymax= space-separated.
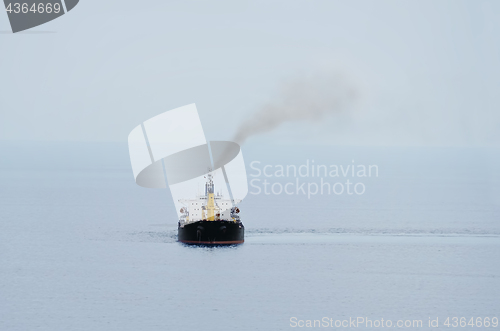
xmin=1 ymin=0 xmax=499 ymax=146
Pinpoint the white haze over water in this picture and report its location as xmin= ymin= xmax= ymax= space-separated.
xmin=1 ymin=0 xmax=500 ymax=146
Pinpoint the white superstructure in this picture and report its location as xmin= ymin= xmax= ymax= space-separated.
xmin=178 ymin=173 xmax=241 ymax=226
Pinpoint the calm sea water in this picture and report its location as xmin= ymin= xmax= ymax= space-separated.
xmin=1 ymin=142 xmax=499 ymax=330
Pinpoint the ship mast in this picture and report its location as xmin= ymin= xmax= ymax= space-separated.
xmin=204 ymin=172 xmax=216 ymax=221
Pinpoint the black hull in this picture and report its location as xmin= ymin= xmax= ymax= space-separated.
xmin=178 ymin=220 xmax=244 ymax=245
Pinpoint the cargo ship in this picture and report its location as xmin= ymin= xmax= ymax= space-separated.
xmin=128 ymin=104 xmax=248 ymax=245
xmin=178 ymin=173 xmax=244 ymax=245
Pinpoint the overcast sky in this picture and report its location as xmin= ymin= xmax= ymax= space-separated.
xmin=1 ymin=0 xmax=499 ymax=146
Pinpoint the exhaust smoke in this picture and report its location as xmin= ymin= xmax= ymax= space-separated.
xmin=233 ymin=71 xmax=359 ymax=144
